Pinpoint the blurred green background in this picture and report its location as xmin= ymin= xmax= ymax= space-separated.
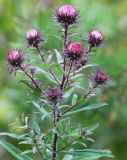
xmin=0 ymin=0 xmax=127 ymax=159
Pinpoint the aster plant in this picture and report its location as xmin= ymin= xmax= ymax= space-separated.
xmin=0 ymin=5 xmax=113 ymax=160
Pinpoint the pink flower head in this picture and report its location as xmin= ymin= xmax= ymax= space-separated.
xmin=25 ymin=29 xmax=42 ymax=47
xmin=94 ymin=69 xmax=108 ymax=85
xmin=55 ymin=5 xmax=79 ymax=25
xmin=87 ymin=30 xmax=104 ymax=47
xmin=66 ymin=42 xmax=84 ymax=60
xmin=7 ymin=49 xmax=24 ymax=67
xmin=68 ymin=42 xmax=84 ymax=54
xmin=58 ymin=5 xmax=75 ymax=17
xmin=91 ymin=30 xmax=103 ymax=40
xmin=26 ymin=29 xmax=38 ymax=39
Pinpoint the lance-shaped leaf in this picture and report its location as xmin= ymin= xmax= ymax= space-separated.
xmin=64 ymin=87 xmax=75 ymax=99
xmin=62 ymin=149 xmax=114 ymax=159
xmin=0 ymin=140 xmax=32 ymax=160
xmin=70 ymin=64 xmax=98 ymax=76
xmin=0 ymin=132 xmax=28 ymax=140
xmin=32 ymin=102 xmax=52 ymax=120
xmin=54 ymin=49 xmax=63 ymax=64
xmin=64 ymin=103 xmax=108 ymax=116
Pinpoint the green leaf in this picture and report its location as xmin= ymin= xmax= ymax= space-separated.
xmin=71 ymin=74 xmax=84 ymax=80
xmin=19 ymin=80 xmax=33 ymax=90
xmin=54 ymin=49 xmax=63 ymax=64
xmin=56 ymin=117 xmax=70 ymax=126
xmin=40 ymin=70 xmax=58 ymax=84
xmin=36 ymin=67 xmax=58 ymax=84
xmin=0 ymin=132 xmax=27 ymax=140
xmin=72 ymin=156 xmax=102 ymax=160
xmin=62 ymin=149 xmax=113 ymax=160
xmin=0 ymin=140 xmax=31 ymax=160
xmin=71 ymin=83 xmax=85 ymax=90
xmin=52 ymin=62 xmax=64 ymax=78
xmin=18 ymin=139 xmax=33 ymax=145
xmin=21 ymin=150 xmax=33 ymax=155
xmin=65 ymin=103 xmax=108 ymax=116
xmin=84 ymin=123 xmax=99 ymax=132
xmin=72 ymin=94 xmax=78 ymax=106
xmin=70 ymin=64 xmax=98 ymax=76
xmin=56 ymin=117 xmax=71 ymax=133
xmin=64 ymin=87 xmax=75 ymax=99
xmin=63 ymin=154 xmax=73 ymax=160
xmin=59 ymin=105 xmax=70 ymax=109
xmin=47 ymin=53 xmax=53 ymax=64
xmin=32 ymin=102 xmax=52 ymax=120
xmin=34 ymin=122 xmax=41 ymax=133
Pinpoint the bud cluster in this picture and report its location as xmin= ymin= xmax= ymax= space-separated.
xmin=6 ymin=4 xmax=108 ymax=93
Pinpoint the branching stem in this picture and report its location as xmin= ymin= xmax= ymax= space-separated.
xmin=61 ymin=84 xmax=98 ymax=115
xmin=57 ymin=137 xmax=78 ymax=152
xmin=27 ymin=127 xmax=45 ymax=160
xmin=19 ymin=66 xmax=42 ymax=92
xmin=36 ymin=45 xmax=60 ymax=85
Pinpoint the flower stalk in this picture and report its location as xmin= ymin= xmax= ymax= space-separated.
xmin=60 ymin=24 xmax=69 ymax=90
xmin=19 ymin=65 xmax=42 ymax=92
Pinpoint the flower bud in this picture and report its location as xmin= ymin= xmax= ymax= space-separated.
xmin=94 ymin=69 xmax=108 ymax=85
xmin=25 ymin=29 xmax=42 ymax=47
xmin=66 ymin=42 xmax=84 ymax=60
xmin=55 ymin=5 xmax=79 ymax=25
xmin=46 ymin=88 xmax=63 ymax=103
xmin=87 ymin=30 xmax=104 ymax=47
xmin=7 ymin=49 xmax=24 ymax=67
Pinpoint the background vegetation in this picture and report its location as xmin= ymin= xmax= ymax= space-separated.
xmin=0 ymin=0 xmax=127 ymax=159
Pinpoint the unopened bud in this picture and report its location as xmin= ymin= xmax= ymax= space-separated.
xmin=87 ymin=30 xmax=104 ymax=47
xmin=26 ymin=29 xmax=42 ymax=47
xmin=7 ymin=49 xmax=24 ymax=67
xmin=55 ymin=5 xmax=79 ymax=25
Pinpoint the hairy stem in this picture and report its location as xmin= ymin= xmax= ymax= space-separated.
xmin=52 ymin=132 xmax=58 ymax=160
xmin=64 ymin=61 xmax=73 ymax=88
xmin=36 ymin=45 xmax=46 ymax=63
xmin=60 ymin=24 xmax=69 ymax=89
xmin=61 ymin=100 xmax=80 ymax=116
xmin=19 ymin=66 xmax=42 ymax=92
xmin=52 ymin=104 xmax=60 ymax=160
xmin=86 ymin=45 xmax=92 ymax=54
xmin=63 ymin=25 xmax=68 ymax=49
xmin=83 ymin=83 xmax=98 ymax=98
